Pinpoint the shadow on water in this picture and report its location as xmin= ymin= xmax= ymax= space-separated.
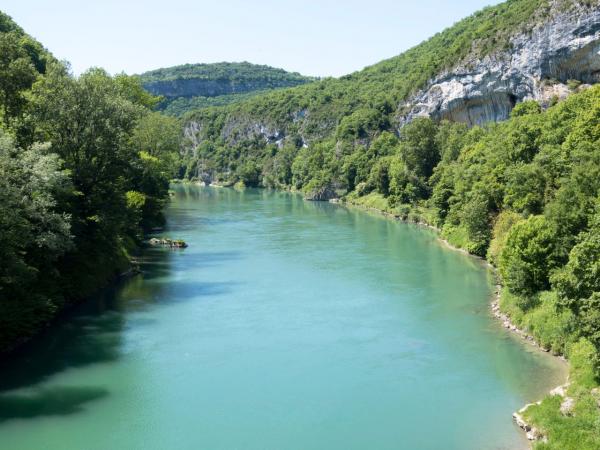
xmin=0 ymin=246 xmax=177 ymax=422
xmin=0 ymin=239 xmax=240 ymax=423
xmin=0 ymin=282 xmax=129 ymax=422
xmin=0 ymin=386 xmax=109 ymax=423
xmin=139 ymin=248 xmax=241 ymax=282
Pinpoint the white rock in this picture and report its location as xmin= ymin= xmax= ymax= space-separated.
xmin=560 ymin=397 xmax=575 ymax=415
xmin=398 ymin=4 xmax=600 ymax=128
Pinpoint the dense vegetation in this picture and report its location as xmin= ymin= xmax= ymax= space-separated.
xmin=152 ymin=89 xmax=276 ymax=116
xmin=139 ymin=62 xmax=315 ymax=116
xmin=0 ymin=11 xmax=181 ymax=353
xmin=177 ymin=1 xmax=599 ymax=447
xmin=1 ymin=0 xmax=599 ymax=446
xmin=191 ymin=82 xmax=600 ymax=450
xmin=179 ymin=0 xmax=576 ymax=168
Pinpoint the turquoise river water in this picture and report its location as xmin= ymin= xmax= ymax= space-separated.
xmin=0 ymin=185 xmax=566 ymax=450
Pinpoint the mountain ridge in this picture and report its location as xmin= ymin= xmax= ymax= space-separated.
xmin=181 ymin=0 xmax=599 ymax=162
xmin=139 ymin=61 xmax=315 ymax=116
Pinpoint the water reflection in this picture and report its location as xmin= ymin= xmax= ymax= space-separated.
xmin=0 ymin=293 xmax=124 ymax=421
xmin=0 ymin=246 xmax=175 ymax=421
xmin=0 ymin=386 xmax=109 ymax=422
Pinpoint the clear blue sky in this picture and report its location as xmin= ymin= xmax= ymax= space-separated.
xmin=3 ymin=0 xmax=501 ymax=77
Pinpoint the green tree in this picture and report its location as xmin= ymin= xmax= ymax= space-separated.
xmin=0 ymin=31 xmax=38 ymax=124
xmin=368 ymin=157 xmax=392 ymax=196
xmin=552 ymin=214 xmax=600 ymax=312
xmin=0 ymin=130 xmax=73 ymax=348
xmin=399 ymin=118 xmax=440 ymax=178
xmin=499 ymin=215 xmax=559 ymax=297
xmin=510 ymin=100 xmax=541 ymax=117
xmin=461 ymin=193 xmax=492 ymax=256
xmin=132 ymin=111 xmax=182 ymax=177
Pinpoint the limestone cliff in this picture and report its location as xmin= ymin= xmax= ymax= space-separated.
xmin=140 ymin=62 xmax=314 ymax=116
xmin=181 ymin=1 xmax=600 ymax=160
xmin=398 ymin=2 xmax=600 ymax=127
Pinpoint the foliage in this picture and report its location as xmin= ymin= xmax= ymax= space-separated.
xmin=180 ymin=0 xmax=562 ymax=165
xmin=525 ymin=339 xmax=600 ymax=450
xmin=140 ymin=61 xmax=313 ymax=84
xmin=0 ymin=132 xmax=73 ymax=344
xmin=139 ymin=62 xmax=315 ymax=116
xmin=131 ymin=112 xmax=182 ymax=176
xmin=487 ymin=210 xmax=523 ymax=265
xmin=0 ymin=11 xmax=181 ymax=352
xmin=159 ymin=89 xmax=279 ymax=116
xmin=551 ymin=213 xmax=600 ymax=351
xmin=499 ymin=215 xmax=559 ymax=296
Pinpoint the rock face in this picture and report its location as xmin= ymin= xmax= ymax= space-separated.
xmin=148 ymin=238 xmax=188 ymax=248
xmin=181 ymin=2 xmax=600 ymax=171
xmin=398 ymin=3 xmax=600 ymax=127
xmin=143 ymin=77 xmax=302 ymax=99
xmin=304 ymin=184 xmax=338 ymax=201
xmin=141 ymin=62 xmax=313 ymax=101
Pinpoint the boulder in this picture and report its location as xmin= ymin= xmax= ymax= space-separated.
xmin=304 ymin=185 xmax=337 ymax=201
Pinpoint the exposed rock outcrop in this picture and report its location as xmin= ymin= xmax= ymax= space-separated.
xmin=148 ymin=238 xmax=188 ymax=248
xmin=304 ymin=184 xmax=338 ymax=201
xmin=398 ymin=2 xmax=600 ymax=127
xmin=141 ymin=62 xmax=313 ymax=100
xmin=513 ymin=404 xmax=546 ymax=442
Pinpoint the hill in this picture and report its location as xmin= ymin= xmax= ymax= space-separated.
xmin=139 ymin=62 xmax=315 ymax=115
xmin=179 ymin=3 xmax=600 ymax=447
xmin=0 ymin=11 xmax=180 ymax=355
xmin=180 ymin=0 xmax=599 ymax=179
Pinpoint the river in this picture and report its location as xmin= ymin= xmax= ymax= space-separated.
xmin=0 ymin=185 xmax=566 ymax=449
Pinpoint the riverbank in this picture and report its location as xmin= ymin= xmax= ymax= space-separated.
xmin=334 ymin=193 xmax=573 ymax=447
xmin=0 ymin=251 xmax=140 ymax=361
xmin=1 ymin=183 xmax=560 ymax=450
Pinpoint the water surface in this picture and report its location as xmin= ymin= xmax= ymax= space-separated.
xmin=0 ymin=186 xmax=566 ymax=449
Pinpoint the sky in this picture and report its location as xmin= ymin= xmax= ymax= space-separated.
xmin=3 ymin=0 xmax=502 ymax=77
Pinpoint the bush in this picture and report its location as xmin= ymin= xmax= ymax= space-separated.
xmin=487 ymin=210 xmax=523 ymax=265
xmin=499 ymin=215 xmax=560 ymax=296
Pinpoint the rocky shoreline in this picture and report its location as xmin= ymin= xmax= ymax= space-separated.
xmin=186 ymin=185 xmax=570 ymax=446
xmin=490 ymin=285 xmax=570 ymax=444
xmin=335 ymin=197 xmax=570 ymax=446
xmin=148 ymin=237 xmax=188 ymax=248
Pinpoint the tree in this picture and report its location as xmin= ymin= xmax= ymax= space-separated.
xmin=28 ymin=65 xmax=158 ymax=296
xmin=398 ymin=118 xmax=440 ymax=179
xmin=0 ymin=130 xmax=73 ymax=349
xmin=238 ymin=161 xmax=261 ymax=187
xmin=552 ymin=219 xmax=600 ymax=312
xmin=487 ymin=210 xmax=523 ymax=265
xmin=499 ymin=215 xmax=560 ymax=297
xmin=435 ymin=120 xmax=469 ymax=163
xmin=511 ymin=100 xmax=541 ymax=117
xmin=0 ymin=31 xmax=38 ymax=124
xmin=368 ymin=157 xmax=392 ymax=196
xmin=388 ymin=156 xmax=427 ymax=205
xmin=461 ymin=193 xmax=492 ymax=256
xmin=131 ymin=111 xmax=181 ymax=177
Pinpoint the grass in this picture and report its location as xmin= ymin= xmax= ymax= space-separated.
xmin=345 ymin=192 xmax=394 ymax=214
xmin=441 ymin=224 xmax=470 ymax=250
xmin=500 ymin=290 xmax=576 ymax=354
xmin=498 ymin=290 xmax=600 ymax=449
xmin=524 ymin=339 xmax=600 ymax=450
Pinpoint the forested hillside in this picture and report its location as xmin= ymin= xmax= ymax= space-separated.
xmin=0 ymin=11 xmax=181 ymax=353
xmin=177 ymin=0 xmax=600 ymax=447
xmin=179 ymin=0 xmax=598 ymax=183
xmin=1 ymin=0 xmax=600 ymax=445
xmin=140 ymin=62 xmax=315 ymax=116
